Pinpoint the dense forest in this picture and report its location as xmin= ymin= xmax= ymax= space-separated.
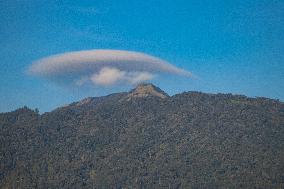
xmin=1 ymin=84 xmax=284 ymax=188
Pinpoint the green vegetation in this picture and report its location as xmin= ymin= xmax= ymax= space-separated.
xmin=0 ymin=85 xmax=284 ymax=188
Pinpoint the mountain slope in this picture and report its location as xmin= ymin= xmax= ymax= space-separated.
xmin=1 ymin=84 xmax=284 ymax=188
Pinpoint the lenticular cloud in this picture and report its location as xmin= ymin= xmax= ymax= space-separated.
xmin=28 ymin=49 xmax=192 ymax=86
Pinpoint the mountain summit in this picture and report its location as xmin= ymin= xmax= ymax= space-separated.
xmin=126 ymin=83 xmax=169 ymax=100
xmin=57 ymin=83 xmax=168 ymax=111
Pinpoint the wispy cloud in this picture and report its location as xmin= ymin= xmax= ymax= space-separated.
xmin=28 ymin=49 xmax=192 ymax=87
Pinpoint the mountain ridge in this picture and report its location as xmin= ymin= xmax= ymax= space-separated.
xmin=3 ymin=83 xmax=282 ymax=115
xmin=47 ymin=83 xmax=282 ymax=114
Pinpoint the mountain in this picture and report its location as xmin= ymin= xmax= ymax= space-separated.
xmin=125 ymin=83 xmax=169 ymax=100
xmin=1 ymin=84 xmax=284 ymax=189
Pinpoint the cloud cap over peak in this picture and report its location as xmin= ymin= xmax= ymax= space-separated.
xmin=28 ymin=49 xmax=192 ymax=86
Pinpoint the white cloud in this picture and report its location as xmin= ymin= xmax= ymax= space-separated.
xmin=90 ymin=67 xmax=155 ymax=86
xmin=91 ymin=67 xmax=126 ymax=86
xmin=28 ymin=49 xmax=192 ymax=87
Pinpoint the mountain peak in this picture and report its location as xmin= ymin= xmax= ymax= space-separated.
xmin=127 ymin=83 xmax=169 ymax=100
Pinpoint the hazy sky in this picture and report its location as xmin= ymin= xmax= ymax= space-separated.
xmin=1 ymin=0 xmax=283 ymax=112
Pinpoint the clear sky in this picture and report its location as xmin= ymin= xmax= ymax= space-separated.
xmin=1 ymin=0 xmax=283 ymax=113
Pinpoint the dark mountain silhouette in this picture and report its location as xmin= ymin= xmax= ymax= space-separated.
xmin=1 ymin=84 xmax=284 ymax=188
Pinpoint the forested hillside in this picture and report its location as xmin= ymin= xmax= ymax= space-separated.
xmin=1 ymin=84 xmax=284 ymax=188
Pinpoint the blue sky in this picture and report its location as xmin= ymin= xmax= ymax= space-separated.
xmin=0 ymin=0 xmax=283 ymax=112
